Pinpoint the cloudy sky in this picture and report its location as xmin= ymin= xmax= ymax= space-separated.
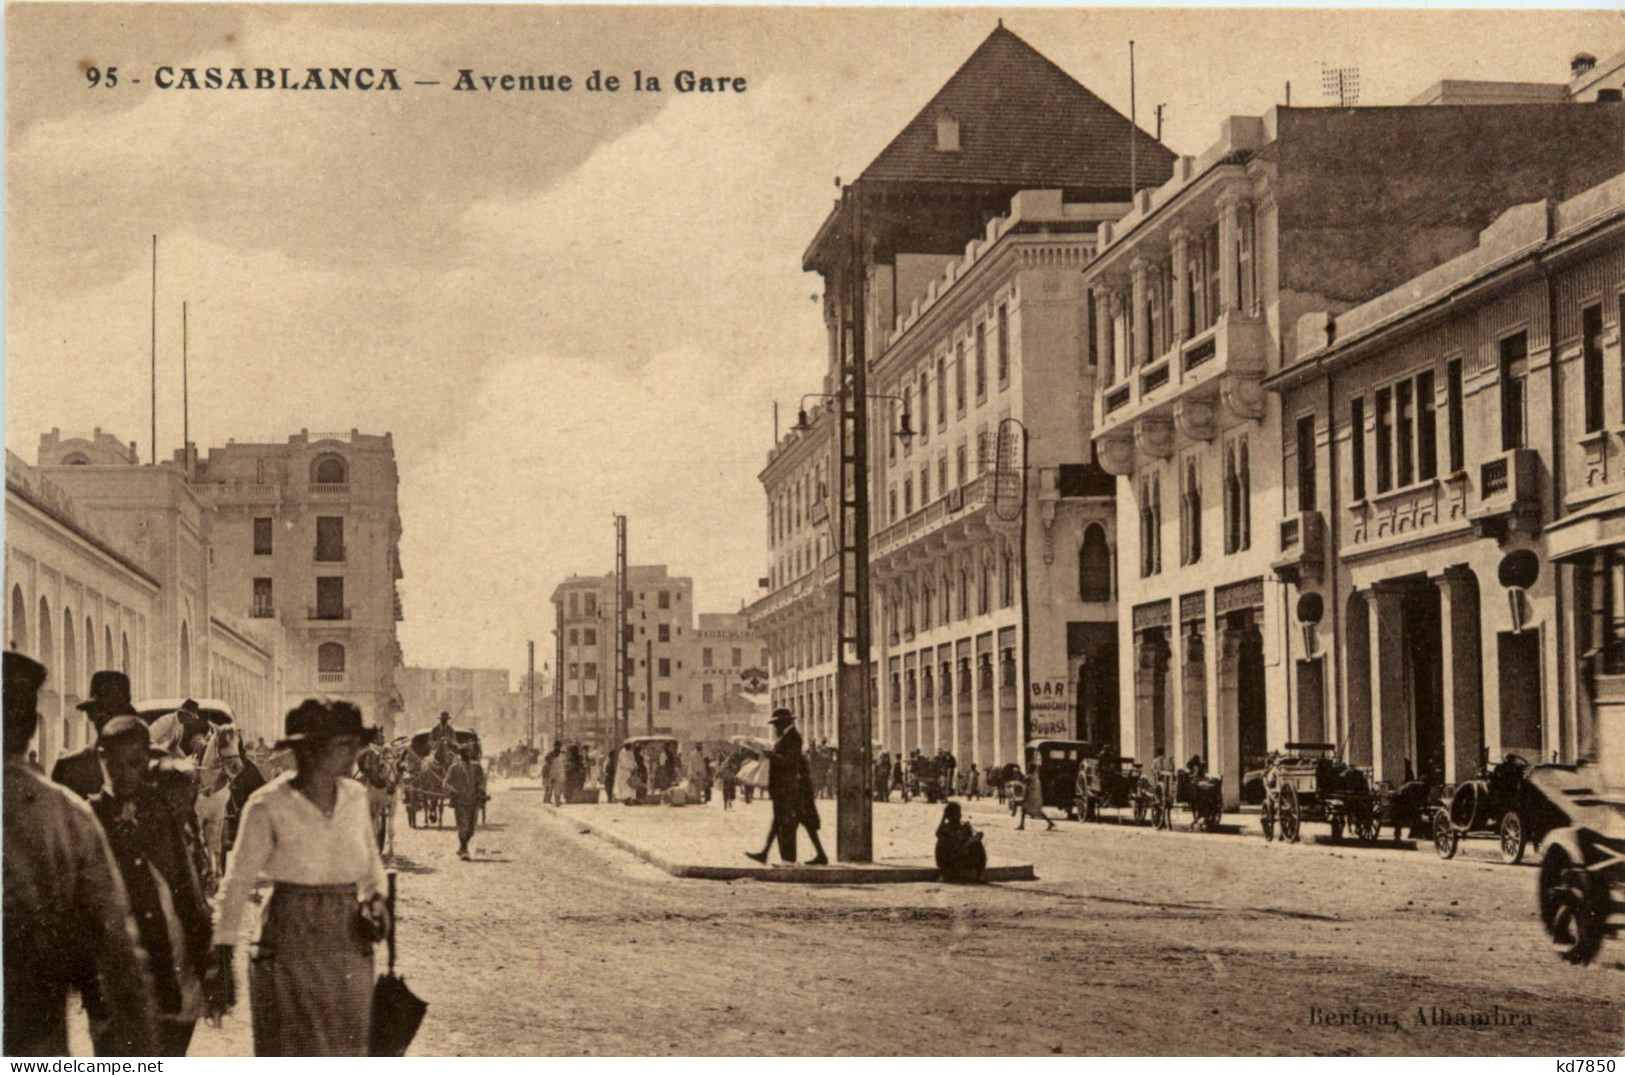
xmin=7 ymin=3 xmax=1618 ymax=673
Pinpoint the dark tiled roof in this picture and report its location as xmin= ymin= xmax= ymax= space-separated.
xmin=859 ymin=25 xmax=1175 ymax=190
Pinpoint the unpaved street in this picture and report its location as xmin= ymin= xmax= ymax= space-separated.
xmin=185 ymin=782 xmax=1623 ymax=1056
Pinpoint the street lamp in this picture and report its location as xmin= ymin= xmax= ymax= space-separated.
xmin=792 ymin=393 xmax=913 ymax=447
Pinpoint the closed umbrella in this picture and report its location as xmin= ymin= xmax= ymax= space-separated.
xmin=369 ymin=873 xmax=427 ymax=1056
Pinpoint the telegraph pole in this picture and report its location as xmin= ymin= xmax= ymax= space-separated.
xmin=553 ymin=609 xmax=564 ymax=745
xmin=614 ymin=514 xmax=629 ymax=744
xmin=527 ymin=640 xmax=536 ymax=748
xmin=835 ymin=184 xmax=875 ymax=863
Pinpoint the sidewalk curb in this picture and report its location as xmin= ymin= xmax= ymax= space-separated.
xmin=544 ymin=806 xmax=1037 ymax=884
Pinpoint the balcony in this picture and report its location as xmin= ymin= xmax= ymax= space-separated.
xmin=250 ymin=605 xmax=276 ymax=619
xmin=308 ymin=483 xmax=350 ymax=496
xmin=1271 ymin=510 xmax=1327 ymax=585
xmin=870 ymin=473 xmax=1000 ymax=576
xmin=196 ymin=482 xmax=281 ymax=502
xmin=308 ymin=606 xmax=352 ymax=621
xmin=1095 ymin=311 xmax=1270 ymax=475
xmin=1468 ymin=448 xmax=1542 ymax=541
xmin=317 ymin=671 xmax=344 ymax=684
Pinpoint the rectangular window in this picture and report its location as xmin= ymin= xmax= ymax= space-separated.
xmin=1204 ymin=223 xmax=1222 ymax=329
xmin=1396 ymin=379 xmax=1414 ymax=488
xmin=569 ymin=593 xmax=579 ymax=617
xmin=584 ymin=662 xmax=598 ymax=680
xmin=1238 ymin=206 xmax=1257 ymax=312
xmin=316 ymin=576 xmax=345 ymax=619
xmin=955 ymin=340 xmax=966 ymax=414
xmin=904 ymin=478 xmax=913 ymax=515
xmin=1147 ymin=274 xmax=1163 ymax=359
xmin=732 ymin=647 xmax=742 ymax=667
xmin=956 ymin=444 xmax=967 ymax=487
xmin=659 ymin=691 xmax=671 ymax=711
xmin=975 ymin=323 xmax=987 ymax=399
xmin=1375 ymin=387 xmax=1394 ymax=494
xmin=1583 ymin=303 xmax=1605 ymax=434
xmin=584 ymin=694 xmax=598 ymax=715
xmin=1417 ymin=370 xmax=1437 ymax=482
xmin=315 ymin=516 xmax=344 ymax=561
xmin=658 ymin=590 xmax=670 ymax=610
xmin=253 ymin=517 xmax=273 ymax=556
xmin=584 ymin=592 xmax=598 ymax=616
xmin=702 ymin=647 xmax=713 ymax=668
xmin=252 ymin=578 xmax=273 ymax=617
xmin=1501 ymin=331 xmax=1528 ymax=451
xmin=996 ymin=304 xmax=1010 ymax=385
xmin=937 ymin=356 xmax=947 ymax=428
xmin=938 ymin=455 xmax=948 ymax=498
xmin=920 ymin=465 xmax=930 ymax=505
xmin=583 ymin=628 xmax=597 ymax=645
xmin=658 ymin=623 xmax=670 ymax=642
xmin=569 ymin=628 xmax=579 ymax=645
xmin=658 ymin=657 xmax=671 ymax=677
xmin=903 ymin=386 xmax=915 ymax=454
xmin=1350 ymin=396 xmax=1367 ymax=501
xmin=702 ymin=683 xmax=714 ymax=704
xmin=1296 ymin=414 xmax=1317 ymax=512
xmin=889 ymin=488 xmax=898 ymax=523
xmin=1447 ymin=358 xmax=1465 ymax=473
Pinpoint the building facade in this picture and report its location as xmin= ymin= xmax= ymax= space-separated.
xmin=186 ymin=429 xmax=405 ymax=735
xmin=1091 ymin=103 xmax=1625 ymax=804
xmin=753 ymin=24 xmax=1172 ymax=769
xmin=690 ymin=611 xmax=769 ymax=742
xmin=1273 ymin=170 xmax=1625 ymax=791
xmin=397 ymin=665 xmax=513 ymax=744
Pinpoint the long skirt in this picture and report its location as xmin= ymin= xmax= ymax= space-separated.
xmin=250 ymin=883 xmax=374 ymax=1056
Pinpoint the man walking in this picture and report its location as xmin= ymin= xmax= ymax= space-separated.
xmin=3 ymin=652 xmax=158 ymax=1056
xmin=51 ymin=670 xmax=139 ymax=798
xmin=746 ymin=708 xmax=802 ymax=864
xmin=445 ymin=745 xmax=482 ymax=859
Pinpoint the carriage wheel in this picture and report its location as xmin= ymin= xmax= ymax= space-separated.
xmin=1279 ymin=784 xmax=1301 ymax=844
xmin=1149 ymin=785 xmax=1167 ymax=830
xmin=1539 ymin=845 xmax=1607 ymax=965
xmin=1261 ymin=799 xmax=1276 ymax=843
xmin=1499 ymin=811 xmax=1526 ymax=865
xmin=1354 ymin=804 xmax=1380 ymax=843
xmin=1434 ymin=809 xmax=1459 ymax=860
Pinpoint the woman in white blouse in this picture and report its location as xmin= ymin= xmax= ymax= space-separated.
xmin=208 ymin=700 xmax=389 ymax=1055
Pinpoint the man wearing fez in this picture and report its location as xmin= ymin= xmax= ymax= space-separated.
xmin=445 ymin=743 xmax=482 ymax=860
xmin=3 ymin=651 xmax=157 ymax=1056
xmin=52 ymin=669 xmax=140 ymax=799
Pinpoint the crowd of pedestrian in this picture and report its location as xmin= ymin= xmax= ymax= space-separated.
xmin=2 ymin=649 xmax=397 ymax=1057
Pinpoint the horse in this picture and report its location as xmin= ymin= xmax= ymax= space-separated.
xmin=355 ymin=741 xmax=403 ymax=854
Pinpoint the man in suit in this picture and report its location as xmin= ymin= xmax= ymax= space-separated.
xmin=746 ymin=709 xmax=802 ymax=864
xmin=52 ymin=670 xmax=140 ymax=799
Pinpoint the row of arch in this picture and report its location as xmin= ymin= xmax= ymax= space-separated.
xmin=9 ymin=583 xmax=142 ymax=760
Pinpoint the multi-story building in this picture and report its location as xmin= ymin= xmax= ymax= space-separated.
xmin=185 ymin=429 xmax=405 ymax=735
xmin=754 ymin=24 xmax=1171 ymax=767
xmin=396 ymin=665 xmax=512 ymax=743
xmin=1271 ymin=169 xmax=1625 ymax=791
xmin=690 ymin=612 xmax=769 ymax=742
xmin=1089 ymin=102 xmax=1625 ymax=804
xmin=551 ymin=565 xmax=699 ymax=746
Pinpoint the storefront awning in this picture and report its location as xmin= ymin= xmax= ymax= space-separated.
xmin=1545 ymin=491 xmax=1625 ymax=562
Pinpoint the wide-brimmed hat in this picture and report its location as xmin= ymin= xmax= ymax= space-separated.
xmin=767 ymin=708 xmax=796 ymax=727
xmin=276 ymin=699 xmax=380 ymax=748
xmin=78 ymin=670 xmax=138 ymax=717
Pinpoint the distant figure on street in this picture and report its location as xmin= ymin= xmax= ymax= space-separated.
xmin=1015 ymin=754 xmax=1057 ymax=831
xmin=719 ymin=753 xmax=738 ymax=810
xmin=544 ymin=744 xmax=566 ymax=806
xmin=746 ymin=709 xmax=802 ymax=864
xmin=935 ymin=802 xmax=987 ymax=883
xmin=612 ymin=742 xmax=638 ymax=804
xmin=429 ymin=711 xmax=457 ymax=749
xmin=446 ymin=745 xmax=482 ymax=860
xmin=4 ymin=651 xmax=158 ymax=1057
xmin=51 ymin=669 xmax=140 ymax=799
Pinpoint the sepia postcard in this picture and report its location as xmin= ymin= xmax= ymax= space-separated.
xmin=4 ymin=1 xmax=1625 ymax=1060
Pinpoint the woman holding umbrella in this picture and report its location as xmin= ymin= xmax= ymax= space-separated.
xmin=208 ymin=700 xmax=390 ymax=1055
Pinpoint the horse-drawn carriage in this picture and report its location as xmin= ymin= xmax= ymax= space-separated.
xmin=1259 ymin=743 xmax=1377 ymax=843
xmin=134 ymin=697 xmax=253 ymax=891
xmin=1149 ymin=759 xmax=1224 ymax=832
xmin=1024 ymin=739 xmax=1093 ymax=817
xmin=1073 ymin=754 xmax=1152 ymax=823
xmin=403 ymin=725 xmax=482 ymax=828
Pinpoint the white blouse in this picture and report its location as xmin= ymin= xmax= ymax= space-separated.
xmin=212 ymin=773 xmax=388 ymax=942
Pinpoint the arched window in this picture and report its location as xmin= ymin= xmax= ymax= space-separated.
xmin=104 ymin=626 xmax=114 ymax=672
xmin=1079 ymin=524 xmax=1111 ymax=602
xmin=10 ymin=586 xmax=28 ymax=652
xmin=1151 ymin=474 xmax=1163 ymax=575
xmin=1185 ymin=459 xmax=1202 ymax=565
xmin=1224 ymin=446 xmax=1241 ymax=554
xmin=311 ymin=455 xmax=348 ymax=485
xmin=318 ymin=642 xmax=346 ymax=679
xmin=62 ymin=612 xmax=77 ymax=700
xmin=37 ymin=597 xmax=53 ymax=679
xmin=1239 ymin=440 xmax=1252 ymax=551
xmin=122 ymin=632 xmax=131 ymax=678
xmin=84 ymin=618 xmax=96 ymax=684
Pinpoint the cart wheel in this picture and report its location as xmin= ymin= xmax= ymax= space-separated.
xmin=1499 ymin=811 xmax=1526 ymax=865
xmin=1150 ymin=785 xmax=1168 ymax=830
xmin=1330 ymin=815 xmax=1344 ymax=842
xmin=1434 ymin=809 xmax=1459 ymax=860
xmin=1539 ymin=845 xmax=1607 ymax=965
xmin=1261 ymin=799 xmax=1276 ymax=843
xmin=1355 ymin=808 xmax=1379 ymax=844
xmin=1280 ymin=784 xmax=1301 ymax=844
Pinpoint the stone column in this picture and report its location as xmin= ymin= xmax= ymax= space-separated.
xmin=1094 ymin=290 xmax=1114 ymax=384
xmin=990 ymin=642 xmax=1003 ymax=770
xmin=1181 ymin=623 xmax=1207 ymax=772
xmin=1169 ymin=224 xmax=1191 ymax=344
xmin=1369 ymin=583 xmax=1410 ymax=787
xmin=1131 ymin=256 xmax=1152 ymax=369
xmin=1215 ymin=623 xmax=1243 ymax=809
xmin=1438 ymin=568 xmax=1484 ymax=785
xmin=1217 ymin=192 xmax=1246 ymax=314
xmin=1106 ymin=289 xmax=1126 ymax=383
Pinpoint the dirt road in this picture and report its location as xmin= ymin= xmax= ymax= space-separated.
xmin=185 ymin=782 xmax=1623 ymax=1056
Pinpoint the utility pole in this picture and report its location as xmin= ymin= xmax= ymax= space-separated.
xmin=1154 ymin=103 xmax=1165 ymax=143
xmin=835 ymin=184 xmax=875 ymax=863
xmin=553 ymin=608 xmax=564 ymax=745
xmin=645 ymin=638 xmax=654 ymax=735
xmin=1128 ymin=40 xmax=1137 ymax=196
xmin=149 ymin=236 xmax=157 ymax=467
xmin=527 ymin=639 xmax=536 ymax=748
xmin=614 ymin=514 xmax=629 ymax=745
xmin=181 ymin=301 xmax=190 ymax=477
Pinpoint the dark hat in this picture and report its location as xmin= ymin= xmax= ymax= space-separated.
xmin=78 ymin=670 xmax=138 ymax=717
xmin=97 ymin=715 xmax=151 ymax=751
xmin=5 ymin=651 xmax=47 ymax=750
xmin=276 ymin=699 xmax=379 ymax=748
xmin=768 ymin=708 xmax=795 ymax=727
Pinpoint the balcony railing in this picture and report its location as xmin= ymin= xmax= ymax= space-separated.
xmin=308 ymin=483 xmax=350 ymax=495
xmin=250 ymin=606 xmax=276 ymax=619
xmin=317 ymin=671 xmax=344 ymax=684
xmin=308 ymin=606 xmax=352 ymax=621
